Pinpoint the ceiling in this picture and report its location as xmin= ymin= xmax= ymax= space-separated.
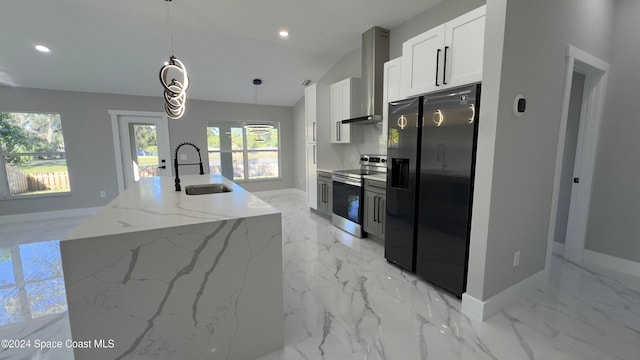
xmin=0 ymin=0 xmax=443 ymax=107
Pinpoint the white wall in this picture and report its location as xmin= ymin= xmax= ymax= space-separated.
xmin=0 ymin=86 xmax=294 ymax=216
xmin=467 ymin=0 xmax=615 ymax=301
xmin=587 ymin=0 xmax=640 ymax=264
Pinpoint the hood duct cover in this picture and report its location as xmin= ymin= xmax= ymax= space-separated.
xmin=342 ymin=26 xmax=390 ymax=125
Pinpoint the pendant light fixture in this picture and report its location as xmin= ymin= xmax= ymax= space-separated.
xmin=159 ymin=0 xmax=189 ymax=120
xmin=245 ymin=79 xmax=274 ymax=135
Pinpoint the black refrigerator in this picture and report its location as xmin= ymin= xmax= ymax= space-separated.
xmin=385 ymin=83 xmax=480 ymax=298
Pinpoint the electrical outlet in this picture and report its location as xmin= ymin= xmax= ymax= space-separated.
xmin=513 ymin=251 xmax=521 ymax=268
xmin=99 ymin=190 xmax=106 ymax=198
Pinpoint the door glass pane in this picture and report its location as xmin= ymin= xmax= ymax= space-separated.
xmin=232 ymin=151 xmax=244 ymax=180
xmin=5 ymin=156 xmax=70 ymax=195
xmin=131 ymin=124 xmax=159 ymax=182
xmin=248 ymin=151 xmax=279 ymax=179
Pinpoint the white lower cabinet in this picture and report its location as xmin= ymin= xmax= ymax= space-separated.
xmin=306 ymin=144 xmax=317 ymax=210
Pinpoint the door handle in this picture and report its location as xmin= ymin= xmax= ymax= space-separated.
xmin=443 ymin=46 xmax=449 ymax=85
xmin=435 ymin=49 xmax=441 ymax=86
xmin=313 ymin=145 xmax=317 ymax=164
xmin=158 ymin=165 xmax=167 ymax=169
xmin=373 ymin=196 xmax=377 ymax=223
xmin=313 ymin=122 xmax=316 ymax=142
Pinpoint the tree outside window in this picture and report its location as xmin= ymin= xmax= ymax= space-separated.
xmin=0 ymin=112 xmax=71 ymax=197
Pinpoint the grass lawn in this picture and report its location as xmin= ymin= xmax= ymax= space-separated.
xmin=13 ymin=159 xmax=69 ymax=174
xmin=138 ymin=156 xmax=158 ymax=167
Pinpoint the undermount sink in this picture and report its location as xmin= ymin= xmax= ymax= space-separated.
xmin=184 ymin=183 xmax=233 ymax=195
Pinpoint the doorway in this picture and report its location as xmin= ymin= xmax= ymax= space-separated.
xmin=546 ymin=46 xmax=610 ymax=270
xmin=109 ymin=110 xmax=172 ymax=193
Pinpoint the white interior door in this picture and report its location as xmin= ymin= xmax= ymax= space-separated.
xmin=109 ymin=111 xmax=171 ymax=192
xmin=545 ymin=46 xmax=609 ymax=271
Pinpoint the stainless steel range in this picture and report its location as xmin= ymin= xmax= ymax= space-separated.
xmin=332 ymin=155 xmax=387 ymax=238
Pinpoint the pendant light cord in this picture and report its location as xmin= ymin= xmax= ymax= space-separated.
xmin=166 ymin=0 xmax=175 ymax=55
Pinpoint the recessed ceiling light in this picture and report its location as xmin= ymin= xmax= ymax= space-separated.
xmin=279 ymin=30 xmax=289 ymax=39
xmin=35 ymin=45 xmax=50 ymax=53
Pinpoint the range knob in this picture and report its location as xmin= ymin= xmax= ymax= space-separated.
xmin=361 ymin=156 xmax=368 ymax=162
xmin=381 ymin=158 xmax=386 ymax=163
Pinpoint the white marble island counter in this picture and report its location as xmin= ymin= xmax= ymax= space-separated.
xmin=61 ymin=175 xmax=283 ymax=360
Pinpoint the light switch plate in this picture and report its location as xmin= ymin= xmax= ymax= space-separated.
xmin=513 ymin=251 xmax=521 ymax=267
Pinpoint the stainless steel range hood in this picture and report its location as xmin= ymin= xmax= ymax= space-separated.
xmin=342 ymin=27 xmax=390 ymax=125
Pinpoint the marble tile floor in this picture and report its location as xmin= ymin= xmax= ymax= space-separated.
xmin=0 ymin=190 xmax=638 ymax=359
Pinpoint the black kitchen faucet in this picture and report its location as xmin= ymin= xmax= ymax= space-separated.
xmin=174 ymin=142 xmax=204 ymax=191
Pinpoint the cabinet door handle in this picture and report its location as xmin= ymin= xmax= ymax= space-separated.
xmin=313 ymin=145 xmax=317 ymax=164
xmin=443 ymin=46 xmax=449 ymax=85
xmin=435 ymin=49 xmax=441 ymax=87
xmin=313 ymin=122 xmax=316 ymax=142
xmin=376 ymin=196 xmax=380 ymax=223
xmin=378 ymin=197 xmax=382 ymax=224
xmin=323 ymin=183 xmax=326 ymax=203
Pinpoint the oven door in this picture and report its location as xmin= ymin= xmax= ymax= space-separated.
xmin=332 ymin=180 xmax=362 ymax=225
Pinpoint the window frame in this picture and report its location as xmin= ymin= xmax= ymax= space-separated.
xmin=206 ymin=120 xmax=281 ymax=182
xmin=0 ymin=111 xmax=72 ymax=200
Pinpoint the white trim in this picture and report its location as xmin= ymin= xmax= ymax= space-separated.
xmin=0 ymin=206 xmax=102 ymax=225
xmin=552 ymin=241 xmax=565 ymax=255
xmin=583 ymin=249 xmax=640 ymax=278
xmin=461 ymin=270 xmax=545 ymax=321
xmin=109 ymin=110 xmax=170 ymax=194
xmin=545 ymin=46 xmax=609 ymax=275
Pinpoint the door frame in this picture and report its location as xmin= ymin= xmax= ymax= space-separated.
xmin=545 ymin=45 xmax=609 ymax=271
xmin=109 ymin=110 xmax=171 ymax=194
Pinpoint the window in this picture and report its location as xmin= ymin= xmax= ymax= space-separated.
xmin=206 ymin=121 xmax=280 ymax=181
xmin=0 ymin=112 xmax=70 ymax=197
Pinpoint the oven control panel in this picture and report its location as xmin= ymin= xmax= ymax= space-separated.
xmin=360 ymin=155 xmax=387 ymax=168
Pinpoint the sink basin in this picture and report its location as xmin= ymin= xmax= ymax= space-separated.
xmin=184 ymin=183 xmax=233 ymax=195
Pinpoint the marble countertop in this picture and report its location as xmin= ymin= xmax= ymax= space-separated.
xmin=363 ymin=173 xmax=387 ymax=182
xmin=65 ymin=175 xmax=279 ymax=241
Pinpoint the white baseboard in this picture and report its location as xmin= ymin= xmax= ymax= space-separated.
xmin=553 ymin=241 xmax=565 ymax=255
xmin=583 ymin=249 xmax=640 ymax=278
xmin=0 ymin=207 xmax=102 ymax=225
xmin=462 ymin=270 xmax=546 ymax=321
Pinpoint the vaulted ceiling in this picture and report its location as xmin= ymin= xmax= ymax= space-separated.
xmin=1 ymin=0 xmax=443 ymax=106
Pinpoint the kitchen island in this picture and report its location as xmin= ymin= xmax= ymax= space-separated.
xmin=61 ymin=175 xmax=283 ymax=360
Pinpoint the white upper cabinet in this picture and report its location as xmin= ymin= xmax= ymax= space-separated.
xmin=402 ymin=25 xmax=445 ymax=98
xmin=330 ymin=77 xmax=362 ymax=143
xmin=443 ymin=6 xmax=486 ymax=87
xmin=401 ymin=5 xmax=485 ymax=98
xmin=383 ymin=57 xmax=402 ymax=147
xmin=304 ymin=83 xmax=317 ymax=144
